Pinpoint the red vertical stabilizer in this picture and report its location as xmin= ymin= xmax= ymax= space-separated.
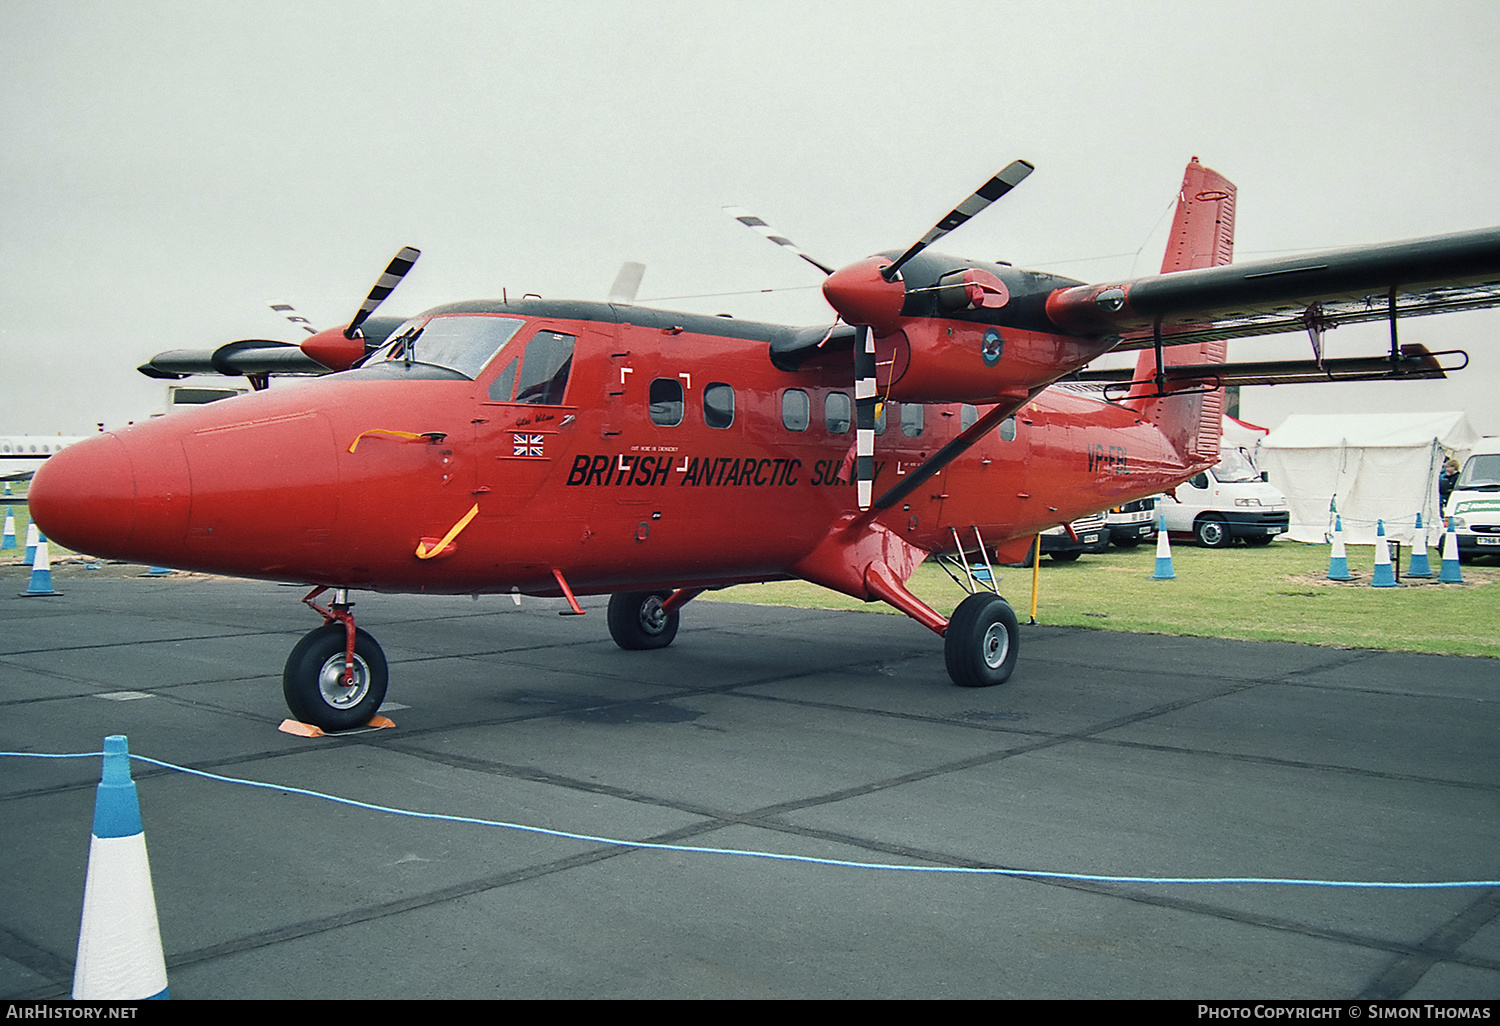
xmin=1126 ymin=158 xmax=1236 ymax=464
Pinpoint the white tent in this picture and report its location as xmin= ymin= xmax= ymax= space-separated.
xmin=1221 ymin=414 xmax=1269 ymax=464
xmin=1258 ymin=412 xmax=1481 ymax=545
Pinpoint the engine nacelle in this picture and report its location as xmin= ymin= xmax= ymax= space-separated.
xmin=873 ymin=318 xmax=1115 ymax=405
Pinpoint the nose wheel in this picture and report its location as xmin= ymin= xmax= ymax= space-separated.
xmin=285 ymin=589 xmax=389 ymax=731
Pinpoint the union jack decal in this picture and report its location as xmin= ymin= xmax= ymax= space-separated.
xmin=513 ymin=433 xmax=545 ymax=457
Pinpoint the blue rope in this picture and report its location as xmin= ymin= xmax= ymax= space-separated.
xmin=4 ymin=748 xmax=1496 ymax=890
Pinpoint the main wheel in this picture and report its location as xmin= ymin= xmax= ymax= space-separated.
xmin=607 ymin=591 xmax=679 ymax=650
xmin=944 ymin=593 xmax=1020 ymax=688
xmin=1194 ymin=517 xmax=1232 ymax=548
xmin=1049 ymin=550 xmax=1081 ymax=563
xmin=282 ymin=623 xmax=389 ymax=731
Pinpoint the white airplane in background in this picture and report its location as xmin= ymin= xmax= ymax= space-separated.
xmin=1 ymin=436 xmax=92 ymax=484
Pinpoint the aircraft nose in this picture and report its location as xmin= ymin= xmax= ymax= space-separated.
xmin=29 ymin=433 xmax=137 ymax=559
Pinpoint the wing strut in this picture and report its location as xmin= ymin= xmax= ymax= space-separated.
xmin=868 ymin=394 xmax=1029 ymax=514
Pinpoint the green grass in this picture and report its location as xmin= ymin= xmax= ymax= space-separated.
xmin=704 ymin=542 xmax=1500 ymax=659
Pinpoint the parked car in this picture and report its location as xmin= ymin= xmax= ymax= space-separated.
xmin=1445 ymin=437 xmax=1500 ymax=562
xmin=1157 ymin=449 xmax=1289 ymax=547
xmin=1106 ymin=497 xmax=1158 ymax=548
xmin=1016 ymin=511 xmax=1111 ymax=565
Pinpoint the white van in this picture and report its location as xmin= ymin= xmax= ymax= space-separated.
xmin=1158 ymin=448 xmax=1290 ymax=547
xmin=1445 ymin=437 xmax=1500 ymax=562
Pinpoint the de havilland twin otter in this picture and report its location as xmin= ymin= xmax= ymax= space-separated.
xmin=30 ymin=159 xmax=1500 ymax=731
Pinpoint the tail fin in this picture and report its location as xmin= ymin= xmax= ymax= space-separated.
xmin=1126 ymin=157 xmax=1237 ymax=463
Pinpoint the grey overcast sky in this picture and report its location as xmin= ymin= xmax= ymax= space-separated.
xmin=3 ymin=0 xmax=1498 ymax=436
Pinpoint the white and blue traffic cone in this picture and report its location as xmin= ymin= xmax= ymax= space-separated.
xmin=1439 ymin=518 xmax=1464 ymax=583
xmin=1326 ymin=515 xmax=1351 ymax=580
xmin=24 ymin=521 xmax=38 ymax=564
xmin=20 ymin=534 xmax=59 ymax=597
xmin=1406 ymin=514 xmax=1433 ymax=578
xmin=1371 ymin=520 xmax=1398 ymax=588
xmin=1152 ymin=516 xmax=1176 ymax=580
xmin=2 ymin=506 xmax=15 ymax=550
xmin=73 ymin=736 xmax=169 ymax=1000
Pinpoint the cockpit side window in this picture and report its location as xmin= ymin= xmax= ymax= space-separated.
xmin=514 ymin=331 xmax=575 ymax=405
xmin=487 ymin=356 xmax=519 ymax=402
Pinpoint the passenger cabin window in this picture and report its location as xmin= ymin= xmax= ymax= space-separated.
xmin=825 ymin=392 xmax=851 ymax=434
xmin=374 ymin=314 xmax=525 ymax=379
xmin=704 ymin=383 xmax=734 ymax=429
xmin=782 ymin=389 xmax=810 ymax=432
xmin=901 ymin=403 xmax=924 ymax=438
xmin=961 ymin=404 xmax=977 ymax=431
xmin=875 ymin=402 xmax=888 ymax=436
xmin=649 ymin=378 xmax=684 ymax=426
xmin=1000 ymin=415 xmax=1017 ymax=441
xmin=514 ymin=331 xmax=574 ymax=404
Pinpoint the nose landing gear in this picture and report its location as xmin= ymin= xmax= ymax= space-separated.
xmin=284 ymin=587 xmax=389 ymax=731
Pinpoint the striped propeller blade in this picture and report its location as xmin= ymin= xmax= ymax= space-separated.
xmin=884 ymin=159 xmax=1033 ymax=281
xmin=345 ymin=246 xmax=420 ymax=338
xmin=268 ymin=302 xmax=319 ymax=335
xmin=723 ymin=206 xmax=835 ymax=275
xmin=854 ymin=325 xmax=878 ymax=510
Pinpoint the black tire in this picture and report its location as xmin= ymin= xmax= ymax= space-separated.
xmin=1049 ymin=550 xmax=1081 ymax=563
xmin=1194 ymin=517 xmax=1232 ymax=548
xmin=1243 ymin=534 xmax=1273 ymax=547
xmin=1113 ymin=538 xmax=1141 ymax=549
xmin=282 ymin=624 xmax=389 ymax=731
xmin=944 ymin=593 xmax=1020 ymax=688
xmin=607 ymin=591 xmax=679 ymax=650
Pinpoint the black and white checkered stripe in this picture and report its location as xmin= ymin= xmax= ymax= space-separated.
xmin=723 ymin=207 xmax=834 ymax=275
xmin=885 ymin=160 xmax=1033 ymax=281
xmin=346 ymin=246 xmax=420 ymax=338
xmin=854 ymin=325 xmax=877 ymax=510
xmin=269 ymin=302 xmax=319 ymax=335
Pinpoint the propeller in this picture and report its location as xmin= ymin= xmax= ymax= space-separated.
xmin=882 ymin=160 xmax=1033 ymax=282
xmin=268 ymin=302 xmax=319 ymax=335
xmin=722 ymin=207 xmax=835 ymax=275
xmin=608 ymin=261 xmax=647 ymax=304
xmin=298 ymin=246 xmax=421 ymax=372
xmin=727 ymin=160 xmax=1033 ymax=510
xmin=346 ymin=246 xmax=421 ymax=340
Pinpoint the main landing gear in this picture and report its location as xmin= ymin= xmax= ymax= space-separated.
xmin=602 ymin=578 xmax=1022 ymax=690
xmin=943 ymin=593 xmax=1020 ymax=688
xmin=284 ymin=587 xmax=389 ymax=731
xmin=606 ymin=591 xmax=680 ymax=650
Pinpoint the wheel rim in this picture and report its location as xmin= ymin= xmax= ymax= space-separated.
xmin=981 ymin=621 xmax=1010 ymax=669
xmin=638 ymin=595 xmax=668 ymax=635
xmin=317 ymin=651 xmax=371 ymax=710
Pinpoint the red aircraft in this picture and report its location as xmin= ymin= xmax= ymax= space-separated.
xmin=30 ymin=159 xmax=1500 ymax=731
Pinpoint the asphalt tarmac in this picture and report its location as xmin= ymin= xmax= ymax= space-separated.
xmin=2 ymin=562 xmax=1498 ymax=1000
